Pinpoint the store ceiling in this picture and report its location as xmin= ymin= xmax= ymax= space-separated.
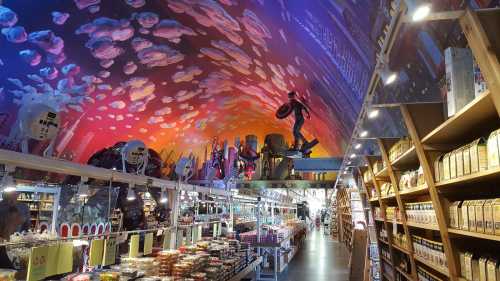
xmin=0 ymin=0 xmax=388 ymax=162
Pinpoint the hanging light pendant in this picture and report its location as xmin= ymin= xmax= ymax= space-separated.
xmin=404 ymin=0 xmax=431 ymax=22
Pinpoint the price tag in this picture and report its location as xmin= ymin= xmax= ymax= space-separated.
xmin=27 ymin=246 xmax=49 ymax=281
xmin=102 ymin=238 xmax=117 ymax=266
xmin=90 ymin=239 xmax=105 ymax=266
xmin=57 ymin=242 xmax=73 ymax=274
xmin=144 ymin=233 xmax=153 ymax=255
xmin=129 ymin=235 xmax=140 ymax=258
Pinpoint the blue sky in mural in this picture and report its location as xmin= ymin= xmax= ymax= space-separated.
xmin=0 ymin=0 xmax=386 ymax=162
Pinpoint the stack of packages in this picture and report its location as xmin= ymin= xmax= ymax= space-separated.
xmin=156 ymin=250 xmax=180 ymax=276
xmin=120 ymin=257 xmax=159 ymax=276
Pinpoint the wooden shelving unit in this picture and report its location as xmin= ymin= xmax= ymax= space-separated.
xmin=337 ymin=188 xmax=353 ymax=251
xmin=354 ymin=9 xmax=500 ymax=281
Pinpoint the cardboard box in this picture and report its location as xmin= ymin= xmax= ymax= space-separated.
xmin=470 ymin=138 xmax=488 ymax=174
xmin=445 ymin=47 xmax=475 ymax=117
xmin=488 ymin=129 xmax=500 ymax=169
xmin=450 ymin=151 xmax=457 ymax=179
xmin=487 ymin=259 xmax=498 ymax=281
xmin=464 ymin=144 xmax=472 ymax=175
xmin=450 ymin=201 xmax=462 ymax=229
xmin=462 ymin=201 xmax=470 ymax=230
xmin=493 ymin=199 xmax=500 ymax=235
xmin=443 ymin=153 xmax=451 ymax=180
xmin=479 ymin=257 xmax=488 ymax=281
xmin=475 ymin=200 xmax=486 ymax=233
xmin=469 ymin=200 xmax=477 ymax=232
xmin=484 ymin=199 xmax=494 ymax=235
xmin=456 ymin=147 xmax=464 ymax=178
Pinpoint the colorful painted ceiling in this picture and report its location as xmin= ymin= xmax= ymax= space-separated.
xmin=0 ymin=0 xmax=386 ymax=163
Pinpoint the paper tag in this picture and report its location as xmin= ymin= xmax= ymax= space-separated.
xmin=102 ymin=238 xmax=117 ymax=266
xmin=129 ymin=235 xmax=140 ymax=258
xmin=27 ymin=246 xmax=49 ymax=281
xmin=144 ymin=233 xmax=153 ymax=255
xmin=90 ymin=239 xmax=105 ymax=266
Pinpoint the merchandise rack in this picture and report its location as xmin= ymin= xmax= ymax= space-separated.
xmin=350 ymin=8 xmax=500 ymax=281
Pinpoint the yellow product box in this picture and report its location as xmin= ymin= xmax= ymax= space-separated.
xmin=475 ymin=200 xmax=486 ymax=233
xmin=463 ymin=143 xmax=472 ymax=175
xmin=484 ymin=199 xmax=494 ymax=235
xmin=469 ymin=200 xmax=477 ymax=232
xmin=450 ymin=150 xmax=457 ymax=179
xmin=449 ymin=201 xmax=462 ymax=229
xmin=465 ymin=252 xmax=474 ymax=281
xmin=443 ymin=153 xmax=451 ymax=180
xmin=456 ymin=147 xmax=464 ymax=178
xmin=470 ymin=138 xmax=488 ymax=174
xmin=462 ymin=200 xmax=470 ymax=231
xmin=434 ymin=155 xmax=444 ymax=182
xmin=493 ymin=199 xmax=500 ymax=235
xmin=487 ymin=259 xmax=498 ymax=281
xmin=480 ymin=257 xmax=489 ymax=281
xmin=488 ymin=129 xmax=500 ymax=169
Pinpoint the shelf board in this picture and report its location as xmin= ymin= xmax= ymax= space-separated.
xmin=399 ymin=185 xmax=428 ymax=197
xmin=381 ymin=255 xmax=393 ymax=266
xmin=381 ymin=194 xmax=396 ymax=200
xmin=407 ymin=221 xmax=439 ymax=230
xmin=375 ymin=167 xmax=389 ymax=178
xmin=379 ymin=238 xmax=389 ymax=245
xmin=448 ymin=228 xmax=500 ymax=242
xmin=422 ymin=90 xmax=499 ymax=145
xmin=383 ymin=272 xmax=394 ymax=281
xmin=395 ymin=266 xmax=414 ymax=281
xmin=435 ymin=167 xmax=500 ymax=189
xmin=392 ymin=243 xmax=410 ymax=255
xmin=391 ymin=147 xmax=418 ymax=168
xmin=414 ymin=255 xmax=450 ymax=277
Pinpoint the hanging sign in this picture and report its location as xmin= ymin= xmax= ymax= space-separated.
xmin=102 ymin=238 xmax=117 ymax=266
xmin=144 ymin=233 xmax=153 ymax=255
xmin=27 ymin=246 xmax=49 ymax=281
xmin=129 ymin=235 xmax=140 ymax=258
xmin=89 ymin=239 xmax=105 ymax=266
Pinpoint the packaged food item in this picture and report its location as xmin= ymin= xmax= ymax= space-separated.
xmin=494 ymin=199 xmax=500 ymax=235
xmin=0 ymin=269 xmax=16 ymax=281
xmin=487 ymin=258 xmax=498 ymax=281
xmin=464 ymin=252 xmax=474 ymax=281
xmin=464 ymin=143 xmax=472 ymax=175
xmin=484 ymin=199 xmax=494 ymax=234
xmin=450 ymin=150 xmax=457 ymax=179
xmin=462 ymin=200 xmax=471 ymax=231
xmin=479 ymin=257 xmax=488 ymax=281
xmin=456 ymin=147 xmax=464 ymax=177
xmin=470 ymin=138 xmax=488 ymax=174
xmin=475 ymin=200 xmax=486 ymax=233
xmin=449 ymin=201 xmax=462 ymax=229
xmin=99 ymin=272 xmax=120 ymax=281
xmin=469 ymin=200 xmax=478 ymax=232
xmin=434 ymin=155 xmax=444 ymax=182
xmin=488 ymin=129 xmax=500 ymax=169
xmin=443 ymin=153 xmax=451 ymax=180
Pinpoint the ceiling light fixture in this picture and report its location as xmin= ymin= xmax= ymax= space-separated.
xmin=404 ymin=0 xmax=431 ymax=22
xmin=349 ymin=153 xmax=356 ymax=159
xmin=127 ymin=185 xmax=136 ymax=201
xmin=359 ymin=130 xmax=368 ymax=138
xmin=379 ymin=64 xmax=398 ymax=85
xmin=354 ymin=143 xmax=362 ymax=150
xmin=368 ymin=109 xmax=380 ymax=119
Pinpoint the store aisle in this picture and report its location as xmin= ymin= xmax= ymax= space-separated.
xmin=279 ymin=228 xmax=349 ymax=281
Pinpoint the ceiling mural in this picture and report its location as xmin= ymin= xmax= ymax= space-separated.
xmin=0 ymin=0 xmax=386 ymax=163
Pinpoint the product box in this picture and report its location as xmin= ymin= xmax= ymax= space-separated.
xmin=493 ymin=199 xmax=500 ymax=235
xmin=475 ymin=200 xmax=486 ymax=233
xmin=484 ymin=199 xmax=495 ymax=235
xmin=464 ymin=143 xmax=472 ymax=175
xmin=473 ymin=57 xmax=488 ymax=98
xmin=480 ymin=257 xmax=489 ymax=281
xmin=469 ymin=200 xmax=477 ymax=232
xmin=450 ymin=201 xmax=462 ymax=229
xmin=487 ymin=259 xmax=498 ymax=281
xmin=465 ymin=252 xmax=474 ymax=281
xmin=488 ymin=129 xmax=500 ymax=169
xmin=470 ymin=138 xmax=488 ymax=174
xmin=434 ymin=156 xmax=444 ymax=182
xmin=445 ymin=47 xmax=475 ymax=117
xmin=450 ymin=150 xmax=457 ymax=179
xmin=456 ymin=147 xmax=464 ymax=178
xmin=462 ymin=200 xmax=471 ymax=231
xmin=443 ymin=153 xmax=451 ymax=180
xmin=461 ymin=252 xmax=467 ymax=278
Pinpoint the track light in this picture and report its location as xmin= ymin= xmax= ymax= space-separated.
xmin=160 ymin=187 xmax=168 ymax=204
xmin=404 ymin=0 xmax=431 ymax=22
xmin=360 ymin=130 xmax=368 ymax=138
xmin=127 ymin=185 xmax=136 ymax=201
xmin=368 ymin=109 xmax=380 ymax=119
xmin=354 ymin=143 xmax=362 ymax=150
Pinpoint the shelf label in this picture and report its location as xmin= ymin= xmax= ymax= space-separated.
xmin=102 ymin=238 xmax=117 ymax=266
xmin=27 ymin=246 xmax=49 ymax=281
xmin=90 ymin=239 xmax=105 ymax=266
xmin=144 ymin=233 xmax=153 ymax=255
xmin=129 ymin=234 xmax=140 ymax=258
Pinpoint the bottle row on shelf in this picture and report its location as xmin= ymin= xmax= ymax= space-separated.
xmin=449 ymin=199 xmax=500 ymax=234
xmin=434 ymin=128 xmax=500 ymax=182
xmin=412 ymin=236 xmax=446 ymax=271
xmin=405 ymin=202 xmax=437 ymax=226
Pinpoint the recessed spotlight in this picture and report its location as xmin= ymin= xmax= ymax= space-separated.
xmin=360 ymin=131 xmax=368 ymax=138
xmin=405 ymin=0 xmax=431 ymax=22
xmin=349 ymin=153 xmax=356 ymax=159
xmin=354 ymin=143 xmax=362 ymax=149
xmin=368 ymin=109 xmax=379 ymax=119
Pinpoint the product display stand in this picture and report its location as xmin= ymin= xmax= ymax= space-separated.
xmin=352 ymin=8 xmax=500 ymax=281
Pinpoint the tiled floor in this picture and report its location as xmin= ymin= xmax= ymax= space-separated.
xmin=278 ymin=228 xmax=349 ymax=281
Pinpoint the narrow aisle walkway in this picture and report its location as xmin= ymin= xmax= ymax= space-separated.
xmin=279 ymin=228 xmax=349 ymax=281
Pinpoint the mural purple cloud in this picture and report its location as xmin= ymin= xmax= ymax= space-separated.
xmin=0 ymin=0 xmax=386 ymax=162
